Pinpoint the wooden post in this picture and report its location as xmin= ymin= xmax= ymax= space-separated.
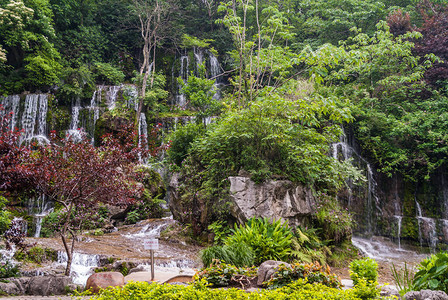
xmin=151 ymin=249 xmax=155 ymax=281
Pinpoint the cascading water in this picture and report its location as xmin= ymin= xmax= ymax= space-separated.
xmin=394 ymin=215 xmax=402 ymax=249
xmin=331 ymin=129 xmax=382 ymax=234
xmin=20 ymin=94 xmax=49 ymax=144
xmin=194 ymin=47 xmax=203 ymax=71
xmin=67 ymin=98 xmax=83 ymax=141
xmin=57 ymin=252 xmax=100 ymax=285
xmin=27 ymin=195 xmax=53 ymax=238
xmin=175 ymin=55 xmax=189 ymax=107
xmin=105 ymin=85 xmax=121 ymax=110
xmin=209 ymin=51 xmax=223 ymax=100
xmin=415 ymin=200 xmax=438 ymax=251
xmin=0 ymin=95 xmax=20 ymax=129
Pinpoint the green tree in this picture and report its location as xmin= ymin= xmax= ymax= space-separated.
xmin=0 ymin=0 xmax=61 ymax=93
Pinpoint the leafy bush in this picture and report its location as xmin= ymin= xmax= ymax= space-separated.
xmin=194 ymin=260 xmax=257 ymax=287
xmin=199 ymin=242 xmax=254 ymax=267
xmin=291 ymin=227 xmax=331 ymax=264
xmin=94 ymin=279 xmax=373 ymax=299
xmin=207 ymin=221 xmax=231 ymax=245
xmin=167 ymin=123 xmax=205 ymax=167
xmin=350 ymin=258 xmax=378 ymax=286
xmin=0 ymin=260 xmax=20 ymax=278
xmin=14 ymin=246 xmax=57 ymax=264
xmin=0 ymin=196 xmax=12 ymax=235
xmin=315 ymin=193 xmax=353 ymax=244
xmin=263 ymin=262 xmax=342 ymax=289
xmin=225 ymin=217 xmax=293 ymax=265
xmin=412 ymin=251 xmax=448 ymax=293
xmin=353 ymin=277 xmax=381 ymax=300
xmin=92 ymin=62 xmax=125 ymax=85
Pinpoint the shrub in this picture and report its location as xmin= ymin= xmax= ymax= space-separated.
xmin=92 ymin=62 xmax=125 ymax=85
xmin=353 ymin=277 xmax=381 ymax=300
xmin=349 ymin=258 xmax=378 ymax=286
xmin=199 ymin=242 xmax=254 ymax=267
xmin=14 ymin=246 xmax=58 ymax=264
xmin=412 ymin=251 xmax=448 ymax=293
xmin=291 ymin=227 xmax=331 ymax=264
xmin=207 ymin=221 xmax=231 ymax=245
xmin=193 ymin=260 xmax=257 ymax=287
xmin=0 ymin=196 xmax=11 ymax=235
xmin=0 ymin=260 xmax=20 ymax=278
xmin=225 ymin=217 xmax=293 ymax=265
xmin=94 ymin=279 xmax=372 ymax=299
xmin=263 ymin=262 xmax=342 ymax=289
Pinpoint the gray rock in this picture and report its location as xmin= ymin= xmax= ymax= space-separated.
xmin=380 ymin=285 xmax=400 ymax=298
xmin=229 ymin=176 xmax=316 ymax=227
xmin=257 ymin=260 xmax=291 ymax=286
xmin=26 ymin=275 xmax=71 ymax=296
xmin=404 ymin=290 xmax=448 ymax=300
xmin=0 ymin=281 xmax=21 ymax=295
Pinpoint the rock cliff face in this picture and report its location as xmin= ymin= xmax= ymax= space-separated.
xmin=228 ymin=176 xmax=316 ymax=227
xmin=168 ymin=175 xmax=316 ymax=229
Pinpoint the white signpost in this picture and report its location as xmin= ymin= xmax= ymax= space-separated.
xmin=144 ymin=239 xmax=159 ymax=280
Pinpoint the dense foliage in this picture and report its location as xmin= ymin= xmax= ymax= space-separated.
xmin=412 ymin=251 xmax=448 ymax=293
xmin=264 ymin=262 xmax=341 ymax=289
xmin=92 ymin=279 xmax=386 ymax=300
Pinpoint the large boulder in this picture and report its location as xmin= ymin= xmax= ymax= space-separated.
xmin=257 ymin=260 xmax=291 ymax=286
xmin=404 ymin=290 xmax=448 ymax=300
xmin=26 ymin=275 xmax=71 ymax=296
xmin=229 ymin=176 xmax=316 ymax=227
xmin=86 ymin=272 xmax=124 ymax=294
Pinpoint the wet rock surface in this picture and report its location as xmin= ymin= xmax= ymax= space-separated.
xmin=404 ymin=290 xmax=448 ymax=300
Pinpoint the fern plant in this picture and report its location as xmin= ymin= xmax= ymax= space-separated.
xmin=291 ymin=227 xmax=331 ymax=264
xmin=225 ymin=217 xmax=293 ymax=265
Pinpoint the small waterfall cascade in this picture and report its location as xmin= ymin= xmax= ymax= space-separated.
xmin=138 ymin=113 xmax=148 ymax=163
xmin=0 ymin=95 xmax=20 ymax=129
xmin=20 ymin=94 xmax=49 ymax=143
xmin=123 ymin=85 xmax=139 ymax=111
xmin=57 ymin=252 xmax=100 ymax=285
xmin=394 ymin=215 xmax=402 ymax=249
xmin=27 ymin=195 xmax=53 ymax=238
xmin=105 ymin=85 xmax=121 ymax=110
xmin=88 ymin=89 xmax=101 ymax=144
xmin=174 ymin=55 xmax=190 ymax=107
xmin=67 ymin=98 xmax=83 ymax=141
xmin=331 ymin=129 xmax=382 ymax=235
xmin=415 ymin=200 xmax=438 ymax=252
xmin=209 ymin=51 xmax=223 ymax=100
xmin=194 ymin=47 xmax=204 ymax=70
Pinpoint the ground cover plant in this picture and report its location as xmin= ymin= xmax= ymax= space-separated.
xmin=91 ymin=279 xmax=396 ymax=300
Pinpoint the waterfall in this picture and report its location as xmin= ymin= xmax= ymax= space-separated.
xmin=20 ymin=94 xmax=49 ymax=144
xmin=21 ymin=94 xmax=39 ymax=142
xmin=331 ymin=129 xmax=382 ymax=235
xmin=208 ymin=51 xmax=223 ymax=100
xmin=138 ymin=113 xmax=148 ymax=163
xmin=123 ymin=85 xmax=139 ymax=111
xmin=415 ymin=200 xmax=438 ymax=251
xmin=57 ymin=252 xmax=100 ymax=286
xmin=27 ymin=195 xmax=53 ymax=238
xmin=37 ymin=95 xmax=47 ymax=136
xmin=175 ymin=55 xmax=189 ymax=107
xmin=0 ymin=95 xmax=20 ymax=129
xmin=105 ymin=85 xmax=121 ymax=110
xmin=394 ymin=215 xmax=402 ymax=249
xmin=194 ymin=47 xmax=203 ymax=71
xmin=67 ymin=98 xmax=83 ymax=141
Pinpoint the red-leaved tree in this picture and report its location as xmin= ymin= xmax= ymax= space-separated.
xmin=29 ymin=127 xmax=146 ymax=275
